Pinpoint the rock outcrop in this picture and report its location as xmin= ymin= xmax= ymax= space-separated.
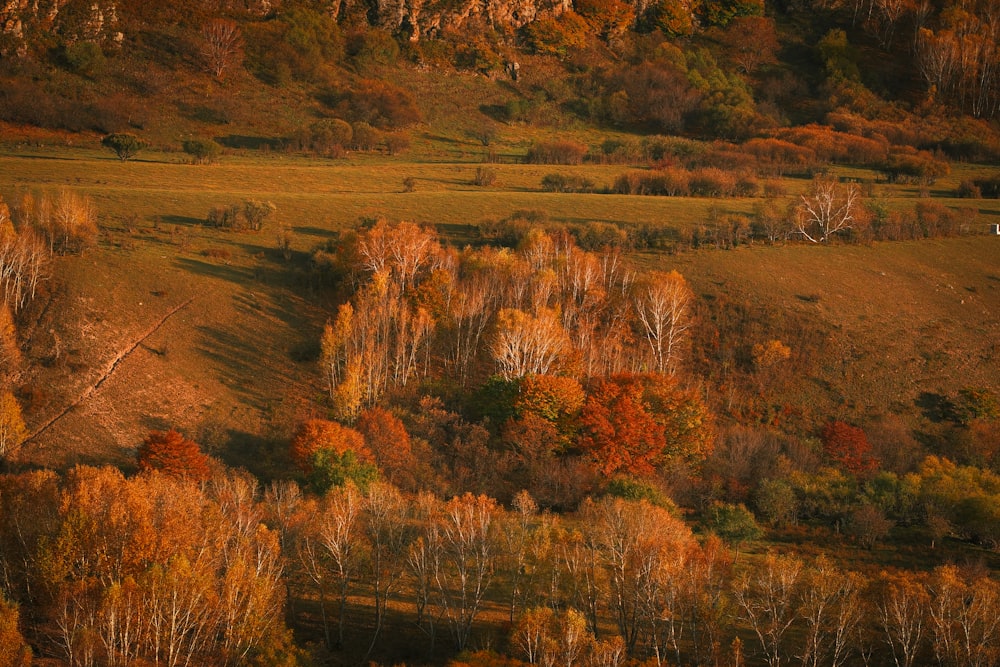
xmin=333 ymin=0 xmax=577 ymax=39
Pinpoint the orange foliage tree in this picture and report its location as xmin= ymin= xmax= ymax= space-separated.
xmin=0 ymin=595 xmax=30 ymax=667
xmin=578 ymin=373 xmax=713 ymax=478
xmin=136 ymin=429 xmax=212 ymax=481
xmin=289 ymin=419 xmax=373 ymax=477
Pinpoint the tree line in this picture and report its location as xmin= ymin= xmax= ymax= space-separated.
xmin=3 ymin=465 xmax=1000 ymax=667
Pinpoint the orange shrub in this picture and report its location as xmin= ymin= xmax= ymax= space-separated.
xmin=774 ymin=125 xmax=889 ymax=165
xmin=137 ymin=430 xmax=212 ymax=481
xmin=741 ymin=137 xmax=816 ymax=175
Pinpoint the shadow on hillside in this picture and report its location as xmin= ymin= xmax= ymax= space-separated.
xmin=435 ymin=222 xmax=479 ymax=245
xmin=216 ymin=429 xmax=291 ymax=482
xmin=478 ymin=104 xmax=508 ymax=122
xmin=216 ymin=135 xmax=285 ymax=151
xmin=916 ymin=391 xmax=953 ymax=423
xmin=295 ymin=225 xmax=341 ymax=239
xmin=420 ymin=132 xmax=464 ymax=145
xmin=195 ymin=324 xmax=277 ymax=411
xmin=175 ymin=257 xmax=251 ymax=284
xmin=159 ymin=214 xmax=203 ymax=227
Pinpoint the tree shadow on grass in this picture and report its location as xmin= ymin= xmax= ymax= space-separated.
xmin=295 ymin=225 xmax=342 ymax=239
xmin=215 ymin=135 xmax=285 ymax=151
xmin=158 ymin=214 xmax=203 ymax=227
xmin=174 ymin=256 xmax=252 ymax=284
xmin=215 ymin=428 xmax=293 ymax=482
xmin=916 ymin=391 xmax=954 ymax=423
xmin=195 ymin=324 xmax=275 ymax=411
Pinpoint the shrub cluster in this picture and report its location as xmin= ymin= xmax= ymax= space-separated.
xmin=541 ymin=173 xmax=596 ymax=193
xmin=207 ymin=199 xmax=276 ymax=231
xmin=614 ymin=167 xmax=758 ymax=197
xmin=526 ymin=140 xmax=588 ymax=165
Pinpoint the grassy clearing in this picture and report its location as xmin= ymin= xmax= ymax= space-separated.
xmin=4 ymin=143 xmax=1000 ymax=474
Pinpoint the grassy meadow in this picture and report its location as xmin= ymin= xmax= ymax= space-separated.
xmin=4 ymin=141 xmax=999 ymax=477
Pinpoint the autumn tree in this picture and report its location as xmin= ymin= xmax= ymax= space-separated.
xmin=583 ymin=497 xmax=696 ymax=653
xmin=361 ymin=481 xmax=414 ymax=655
xmin=579 ymin=374 xmax=714 ymax=478
xmin=436 ymin=493 xmax=501 ymax=650
xmin=313 ymin=483 xmax=364 ymax=649
xmin=734 ymin=551 xmax=803 ymax=667
xmin=21 ymin=466 xmax=291 ymax=667
xmin=927 ymin=565 xmax=1000 ymax=667
xmin=632 ymin=270 xmax=694 ymax=375
xmin=0 ymin=222 xmax=48 ymax=312
xmin=136 ymin=429 xmax=212 ymax=481
xmin=514 ymin=374 xmax=586 ymax=446
xmin=579 ymin=375 xmax=665 ymax=478
xmin=822 ymin=420 xmax=879 ymax=474
xmin=201 ymin=18 xmax=244 ymax=79
xmin=289 ymin=419 xmax=376 ymax=492
xmin=794 ymin=176 xmax=863 ymax=243
xmin=0 ymin=596 xmax=31 ymax=667
xmin=356 ymin=407 xmax=414 ymax=488
xmin=0 ymin=392 xmax=27 ymax=466
xmin=798 ymin=556 xmax=864 ymax=667
xmin=724 ymin=16 xmax=780 ymax=75
xmin=877 ymin=571 xmax=929 ymax=667
xmin=0 ymin=469 xmax=60 ymax=605
xmin=491 ymin=307 xmax=573 ymax=380
xmin=0 ymin=302 xmax=21 ymax=389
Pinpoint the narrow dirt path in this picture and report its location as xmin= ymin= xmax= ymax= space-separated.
xmin=25 ymin=297 xmax=195 ymax=443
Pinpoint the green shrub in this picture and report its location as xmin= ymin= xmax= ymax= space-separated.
xmin=384 ymin=132 xmax=410 ymax=155
xmin=346 ymin=29 xmax=399 ymax=70
xmin=604 ymin=476 xmax=676 ymax=509
xmin=182 ymin=139 xmax=222 ymax=164
xmin=207 ymin=204 xmax=242 ymax=229
xmin=702 ymin=501 xmax=763 ymax=549
xmin=306 ymin=118 xmax=353 ymax=155
xmin=102 ymin=133 xmax=145 ymax=161
xmin=351 ymin=121 xmax=381 ymax=151
xmin=244 ymin=200 xmax=276 ymax=232
xmin=63 ymin=41 xmax=105 ymax=76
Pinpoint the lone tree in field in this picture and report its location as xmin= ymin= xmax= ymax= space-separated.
xmin=137 ymin=429 xmax=212 ymax=480
xmin=795 ymin=175 xmax=862 ymax=243
xmin=101 ymin=133 xmax=145 ymax=161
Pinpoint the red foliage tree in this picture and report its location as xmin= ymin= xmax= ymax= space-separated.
xmin=136 ymin=429 xmax=212 ymax=481
xmin=821 ymin=420 xmax=879 ymax=474
xmin=289 ymin=419 xmax=372 ymax=474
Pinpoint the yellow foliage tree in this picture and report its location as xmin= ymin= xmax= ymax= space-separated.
xmin=0 ymin=391 xmax=26 ymax=464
